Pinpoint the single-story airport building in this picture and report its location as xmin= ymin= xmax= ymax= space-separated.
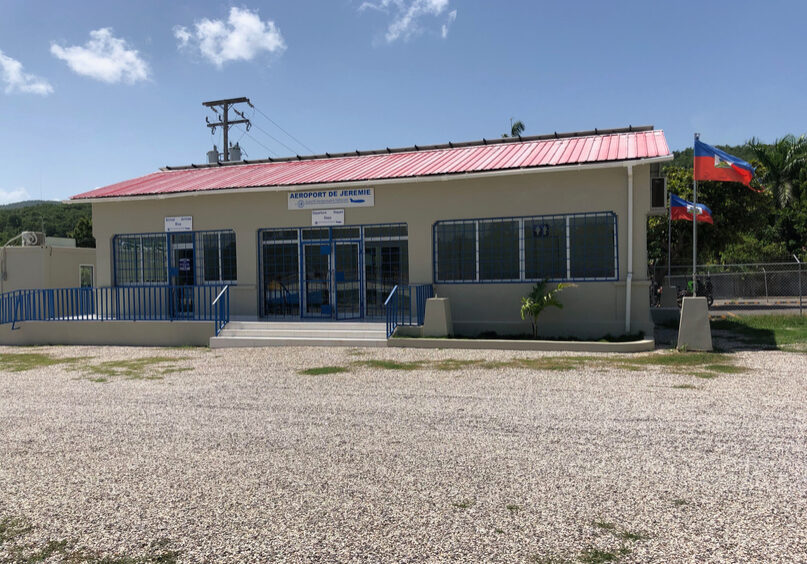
xmin=0 ymin=126 xmax=672 ymax=345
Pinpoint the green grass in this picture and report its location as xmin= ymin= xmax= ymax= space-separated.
xmin=613 ymin=351 xmax=750 ymax=378
xmin=592 ymin=520 xmax=615 ymax=531
xmin=711 ymin=314 xmax=807 ymax=350
xmin=82 ymin=357 xmax=186 ymax=380
xmin=617 ymin=351 xmax=727 ymax=368
xmin=578 ymin=548 xmax=619 ymax=563
xmin=506 ymin=357 xmax=593 ymax=371
xmin=506 ymin=504 xmax=520 ymax=513
xmin=531 ymin=556 xmax=572 ymax=564
xmin=671 ymin=383 xmax=697 ymax=389
xmin=0 ymin=515 xmax=179 ymax=563
xmin=301 ymin=350 xmax=745 ymax=376
xmin=20 ymin=539 xmax=72 ymax=563
xmin=0 ymin=517 xmax=31 ymax=544
xmin=299 ymin=366 xmax=349 ymax=376
xmin=354 ymin=359 xmax=424 ymax=370
xmin=617 ymin=531 xmax=648 ymax=541
xmin=434 ymin=359 xmax=483 ymax=371
xmin=702 ymin=363 xmax=748 ymax=374
xmin=0 ymin=353 xmax=82 ymax=372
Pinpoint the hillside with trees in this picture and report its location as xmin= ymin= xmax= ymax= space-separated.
xmin=648 ymin=135 xmax=806 ymax=269
xmin=0 ymin=201 xmax=94 ymax=247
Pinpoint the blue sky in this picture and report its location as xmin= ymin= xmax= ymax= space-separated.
xmin=1 ymin=0 xmax=805 ymax=202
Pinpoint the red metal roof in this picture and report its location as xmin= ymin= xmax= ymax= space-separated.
xmin=71 ymin=128 xmax=671 ymax=200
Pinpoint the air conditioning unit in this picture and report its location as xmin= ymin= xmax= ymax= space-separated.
xmin=21 ymin=231 xmax=46 ymax=247
xmin=649 ymin=176 xmax=667 ymax=216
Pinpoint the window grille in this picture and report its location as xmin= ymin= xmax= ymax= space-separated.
xmin=433 ymin=212 xmax=618 ymax=283
xmin=113 ymin=229 xmax=237 ymax=286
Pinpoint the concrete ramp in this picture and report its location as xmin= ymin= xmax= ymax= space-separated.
xmin=209 ymin=321 xmax=388 ymax=348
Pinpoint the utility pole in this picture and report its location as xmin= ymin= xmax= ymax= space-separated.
xmin=202 ymin=97 xmax=251 ymax=162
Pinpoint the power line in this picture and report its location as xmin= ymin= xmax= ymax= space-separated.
xmin=247 ymin=120 xmax=301 ymax=157
xmin=232 ymin=124 xmax=277 ymax=158
xmin=249 ymin=103 xmax=316 ymax=155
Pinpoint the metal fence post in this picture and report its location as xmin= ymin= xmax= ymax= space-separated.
xmin=762 ymin=267 xmax=769 ymax=304
xmin=795 ymin=255 xmax=803 ymax=317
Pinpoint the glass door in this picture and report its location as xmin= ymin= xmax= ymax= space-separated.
xmin=334 ymin=242 xmax=361 ymax=319
xmin=261 ymin=230 xmax=301 ymax=317
xmin=303 ymin=243 xmax=331 ymax=317
xmin=170 ymin=235 xmax=194 ymax=318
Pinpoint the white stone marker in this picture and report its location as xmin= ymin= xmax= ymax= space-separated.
xmin=677 ymin=297 xmax=712 ymax=351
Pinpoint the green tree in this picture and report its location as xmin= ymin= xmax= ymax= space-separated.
xmin=747 ymin=134 xmax=807 ymax=207
xmin=502 ymin=119 xmax=525 ymax=138
xmin=0 ymin=202 xmax=92 ymax=246
xmin=720 ymin=234 xmax=788 ymax=264
xmin=69 ymin=216 xmax=95 ymax=248
xmin=648 ymin=165 xmax=777 ymax=268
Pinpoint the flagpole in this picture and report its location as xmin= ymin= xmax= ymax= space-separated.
xmin=667 ymin=192 xmax=672 ymax=281
xmin=692 ymin=133 xmax=699 ymax=296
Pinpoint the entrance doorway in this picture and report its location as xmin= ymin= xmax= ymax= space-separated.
xmin=260 ymin=223 xmax=408 ymax=320
xmin=171 ymin=235 xmax=194 ymax=317
xmin=299 ymin=226 xmax=362 ymax=319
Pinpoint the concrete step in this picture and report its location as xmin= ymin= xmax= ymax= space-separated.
xmin=226 ymin=321 xmax=384 ymax=331
xmin=210 ymin=336 xmax=388 ymax=348
xmin=219 ymin=329 xmax=386 ymax=339
xmin=210 ymin=320 xmax=388 ymax=348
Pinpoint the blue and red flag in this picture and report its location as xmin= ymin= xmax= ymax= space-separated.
xmin=694 ymin=139 xmax=756 ymax=186
xmin=670 ymin=193 xmax=713 ymax=224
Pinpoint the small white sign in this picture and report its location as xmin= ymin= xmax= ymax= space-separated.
xmin=165 ymin=216 xmax=193 ymax=232
xmin=312 ymin=209 xmax=345 ymax=226
xmin=289 ymin=188 xmax=374 ymax=210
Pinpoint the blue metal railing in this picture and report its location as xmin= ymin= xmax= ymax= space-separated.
xmin=383 ymin=283 xmax=434 ymax=338
xmin=212 ymin=285 xmax=230 ymax=336
xmin=0 ymin=285 xmax=230 ymax=330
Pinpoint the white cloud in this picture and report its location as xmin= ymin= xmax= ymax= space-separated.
xmin=0 ymin=50 xmax=53 ymax=95
xmin=0 ymin=188 xmax=31 ymax=205
xmin=50 ymin=28 xmax=150 ymax=84
xmin=174 ymin=27 xmax=192 ymax=47
xmin=174 ymin=7 xmax=286 ymax=68
xmin=441 ymin=9 xmax=457 ymax=39
xmin=360 ymin=0 xmax=454 ymax=43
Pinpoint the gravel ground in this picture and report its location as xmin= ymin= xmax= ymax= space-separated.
xmin=0 ymin=344 xmax=806 ymax=563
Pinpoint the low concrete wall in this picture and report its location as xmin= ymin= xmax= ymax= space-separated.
xmin=0 ymin=320 xmax=214 ymax=347
xmin=389 ymin=337 xmax=656 ymax=353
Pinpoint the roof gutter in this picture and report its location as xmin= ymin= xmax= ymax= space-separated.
xmin=67 ymin=155 xmax=673 ymax=204
xmin=625 ymin=164 xmax=634 ymax=335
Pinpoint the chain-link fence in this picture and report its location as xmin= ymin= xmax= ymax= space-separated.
xmin=649 ymin=259 xmax=805 ymax=314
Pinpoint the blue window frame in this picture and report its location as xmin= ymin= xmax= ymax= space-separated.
xmin=113 ymin=229 xmax=237 ymax=286
xmin=433 ymin=212 xmax=618 ymax=283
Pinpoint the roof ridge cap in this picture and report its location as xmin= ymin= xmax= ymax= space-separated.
xmin=161 ymin=125 xmax=657 ymax=171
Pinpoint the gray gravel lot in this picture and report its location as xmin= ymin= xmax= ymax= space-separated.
xmin=1 ymin=345 xmax=806 ymax=563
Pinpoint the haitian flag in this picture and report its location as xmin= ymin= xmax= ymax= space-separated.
xmin=694 ymin=139 xmax=755 ymax=186
xmin=670 ymin=194 xmax=713 ymax=224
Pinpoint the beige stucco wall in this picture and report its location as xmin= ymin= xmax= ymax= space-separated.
xmin=0 ymin=320 xmax=212 ymax=346
xmin=90 ymin=163 xmax=658 ymax=338
xmin=0 ymin=246 xmax=96 ymax=293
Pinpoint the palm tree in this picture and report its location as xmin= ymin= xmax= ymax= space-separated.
xmin=502 ymin=119 xmax=526 ymax=138
xmin=519 ymin=280 xmax=573 ymax=338
xmin=747 ymin=134 xmax=807 ymax=207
